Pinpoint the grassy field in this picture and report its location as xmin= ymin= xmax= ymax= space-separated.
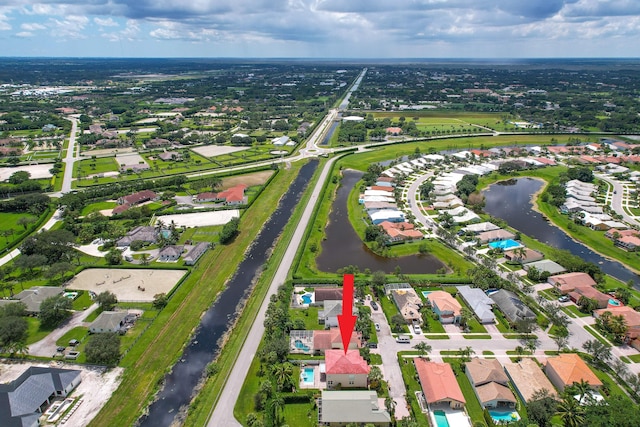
xmin=74 ymin=157 xmax=119 ymax=177
xmin=89 ymin=161 xmax=309 ymax=427
xmin=80 ymin=201 xmax=118 ymax=216
xmin=0 ymin=212 xmax=39 ymax=252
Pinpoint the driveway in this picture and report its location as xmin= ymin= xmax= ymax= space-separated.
xmin=29 ymin=303 xmax=98 ymax=357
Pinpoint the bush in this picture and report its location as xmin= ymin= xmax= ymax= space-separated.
xmin=85 ymin=332 xmax=121 ymax=366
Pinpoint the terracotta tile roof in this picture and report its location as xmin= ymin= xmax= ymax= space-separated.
xmin=476 ymin=382 xmax=516 ymax=405
xmin=414 ymin=359 xmax=465 ymax=405
xmin=427 ymin=291 xmax=462 ymax=316
xmin=325 ymin=349 xmax=370 ymax=375
xmin=545 ymin=353 xmax=602 ymax=388
xmin=313 ymin=328 xmax=360 ymax=351
xmin=549 ymin=272 xmax=596 ymax=293
xmin=503 ymin=359 xmax=557 ymax=402
xmin=465 ymin=358 xmax=509 ymax=386
xmin=217 ymin=184 xmax=247 ymax=203
xmin=595 ymin=306 xmax=640 ymax=328
xmin=121 ymin=190 xmax=157 ymax=205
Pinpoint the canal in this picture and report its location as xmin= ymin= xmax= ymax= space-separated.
xmin=483 ymin=177 xmax=640 ymax=286
xmin=138 ymin=160 xmax=319 ymax=426
xmin=316 ymin=170 xmax=445 ymax=274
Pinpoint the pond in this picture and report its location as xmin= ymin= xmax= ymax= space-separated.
xmin=483 ymin=177 xmax=640 ymax=286
xmin=316 ymin=170 xmax=445 ymax=274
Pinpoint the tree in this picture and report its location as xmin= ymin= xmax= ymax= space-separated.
xmin=219 ymin=217 xmax=240 ymax=244
xmin=572 ymin=379 xmax=592 ymax=404
xmin=527 ymin=389 xmax=558 ymax=427
xmin=0 ymin=316 xmax=28 ymax=351
xmin=555 ymin=395 xmax=585 ymax=427
xmin=266 ymin=393 xmax=285 ymax=426
xmin=552 ymin=333 xmax=570 ymax=352
xmin=153 ymin=293 xmax=168 ymax=310
xmin=413 ymin=342 xmax=432 ymax=358
xmin=96 ymin=291 xmax=118 ymax=311
xmin=85 ymin=332 xmax=121 ymax=366
xmin=39 ymin=295 xmax=72 ymax=328
xmin=105 ymin=248 xmax=123 ymax=265
xmin=8 ymin=170 xmax=31 ymax=185
xmin=582 ymin=339 xmax=611 ymax=366
xmin=368 ymin=365 xmax=383 ymax=391
xmin=390 ymin=314 xmax=406 ymax=333
xmin=44 ymin=262 xmax=75 ymax=282
xmin=459 ymin=307 xmax=474 ymax=329
xmin=270 ymin=362 xmax=294 ymax=392
xmin=14 ymin=254 xmax=48 ymax=275
xmin=384 ymin=397 xmax=397 ymax=420
xmin=364 ymin=225 xmax=383 ymax=242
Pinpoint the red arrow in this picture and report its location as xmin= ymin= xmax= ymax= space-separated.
xmin=338 ymin=274 xmax=357 ymax=355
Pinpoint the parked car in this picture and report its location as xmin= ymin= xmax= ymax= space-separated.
xmin=413 ymin=325 xmax=422 ymax=334
xmin=375 ymin=323 xmax=381 ymax=332
xmin=367 ymin=342 xmax=378 ymax=348
xmin=370 ymin=301 xmax=379 ymax=311
xmin=56 ymin=346 xmax=65 ymax=352
xmin=558 ymin=295 xmax=570 ymax=303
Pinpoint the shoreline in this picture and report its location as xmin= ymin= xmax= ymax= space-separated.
xmin=487 ymin=176 xmax=640 ymax=279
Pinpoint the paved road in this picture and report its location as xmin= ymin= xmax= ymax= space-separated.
xmin=61 ymin=116 xmax=79 ymax=194
xmin=207 ymin=155 xmax=341 ymax=427
xmin=596 ymin=173 xmax=640 ymax=227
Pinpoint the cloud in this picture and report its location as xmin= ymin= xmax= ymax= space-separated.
xmin=21 ymin=22 xmax=45 ymax=31
xmin=15 ymin=31 xmax=33 ymax=37
xmin=103 ymin=19 xmax=140 ymax=41
xmin=94 ymin=17 xmax=118 ymax=27
xmin=49 ymin=14 xmax=89 ymax=39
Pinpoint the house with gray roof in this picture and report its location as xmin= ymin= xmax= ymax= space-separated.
xmin=158 ymin=245 xmax=184 ymax=262
xmin=10 ymin=286 xmax=64 ymax=314
xmin=318 ymin=390 xmax=391 ymax=426
xmin=457 ymin=285 xmax=495 ymax=324
xmin=319 ymin=300 xmax=356 ymax=328
xmin=522 ymin=259 xmax=566 ymax=276
xmin=116 ymin=226 xmax=158 ymax=247
xmin=0 ymin=367 xmax=81 ymax=427
xmin=489 ymin=290 xmax=536 ymax=324
xmin=89 ymin=311 xmax=128 ymax=333
xmin=183 ymin=242 xmax=210 ymax=265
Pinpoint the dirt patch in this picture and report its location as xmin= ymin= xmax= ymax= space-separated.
xmin=192 ymin=145 xmax=249 ymax=157
xmin=155 ymin=210 xmax=240 ymax=228
xmin=222 ymin=170 xmax=274 ymax=188
xmin=0 ymin=360 xmax=123 ymax=427
xmin=116 ymin=152 xmax=146 ymax=167
xmin=0 ymin=164 xmax=53 ymax=181
xmin=67 ymin=268 xmax=186 ymax=302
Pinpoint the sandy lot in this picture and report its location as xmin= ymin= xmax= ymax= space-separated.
xmin=80 ymin=147 xmax=135 ymax=157
xmin=66 ymin=268 xmax=186 ymax=302
xmin=222 ymin=170 xmax=274 ymax=188
xmin=192 ymin=145 xmax=249 ymax=157
xmin=0 ymin=164 xmax=53 ymax=180
xmin=0 ymin=360 xmax=123 ymax=427
xmin=116 ymin=152 xmax=147 ymax=167
xmin=155 ymin=210 xmax=239 ymax=228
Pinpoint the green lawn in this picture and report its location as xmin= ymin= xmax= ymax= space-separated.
xmin=75 ymin=156 xmax=119 ymax=177
xmin=379 ymin=295 xmax=409 ymax=333
xmin=442 ymin=357 xmax=485 ymax=423
xmin=56 ymin=327 xmax=89 ymax=347
xmin=25 ymin=317 xmax=52 ymax=345
xmin=80 ymin=201 xmax=118 ymax=216
xmin=69 ymin=290 xmax=94 ymax=310
xmin=290 ymin=306 xmax=322 ymax=330
xmin=282 ymin=402 xmax=317 ymax=427
xmin=0 ymin=212 xmax=40 ymax=252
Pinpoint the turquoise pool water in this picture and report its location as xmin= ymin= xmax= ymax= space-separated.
xmin=301 ymin=293 xmax=313 ymax=304
xmin=422 ymin=291 xmax=432 ymax=298
xmin=433 ymin=411 xmax=450 ymax=427
xmin=489 ymin=239 xmax=522 ymax=250
xmin=294 ymin=340 xmax=310 ymax=352
xmin=302 ymin=367 xmax=314 ymax=384
xmin=609 ymin=298 xmax=621 ymax=306
xmin=489 ymin=410 xmax=519 ymax=422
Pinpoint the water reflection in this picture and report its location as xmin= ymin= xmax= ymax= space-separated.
xmin=316 ymin=170 xmax=445 ymax=274
xmin=483 ymin=177 xmax=639 ymax=286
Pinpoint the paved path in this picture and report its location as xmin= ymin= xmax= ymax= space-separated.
xmin=28 ymin=303 xmax=99 ymax=357
xmin=596 ymin=173 xmax=640 ymax=227
xmin=207 ymin=155 xmax=340 ymax=426
xmin=61 ymin=116 xmax=79 ymax=194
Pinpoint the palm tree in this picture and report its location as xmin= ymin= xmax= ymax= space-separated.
xmin=556 ymin=395 xmax=585 ymax=427
xmin=413 ymin=342 xmax=432 ymax=359
xmin=609 ymin=315 xmax=628 ymax=342
xmin=572 ymin=379 xmax=592 ymax=404
xmin=384 ymin=396 xmax=397 ymax=419
xmin=271 ymin=363 xmax=294 ymax=392
xmin=368 ymin=366 xmax=383 ymax=391
xmin=267 ymin=394 xmax=285 ymax=426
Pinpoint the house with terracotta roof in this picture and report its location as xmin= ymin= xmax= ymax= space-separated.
xmin=195 ymin=192 xmax=219 ymax=203
xmin=312 ymin=329 xmax=361 ymax=355
xmin=477 ymin=229 xmax=516 ymax=244
xmin=414 ymin=359 xmax=465 ymax=409
xmin=216 ymin=184 xmax=247 ymax=205
xmin=615 ymin=235 xmax=640 ymax=251
xmin=389 ymin=288 xmax=423 ymax=324
xmin=594 ymin=306 xmax=640 ymax=349
xmin=504 ymin=248 xmax=544 ymax=264
xmin=567 ymin=286 xmax=609 ymax=309
xmin=544 ymin=353 xmax=602 ymax=392
xmin=324 ymin=349 xmax=370 ymax=389
xmin=465 ymin=358 xmax=516 ymax=409
xmin=548 ymin=272 xmax=597 ymax=294
xmin=503 ymin=359 xmax=557 ymax=402
xmin=427 ymin=291 xmax=462 ymax=324
xmin=379 ymin=221 xmax=423 ymax=242
xmin=386 ymin=127 xmax=403 ymax=135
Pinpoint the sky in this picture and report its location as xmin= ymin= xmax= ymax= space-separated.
xmin=0 ymin=0 xmax=639 ymax=58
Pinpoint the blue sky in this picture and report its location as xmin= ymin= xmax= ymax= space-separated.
xmin=0 ymin=1 xmax=639 ymax=58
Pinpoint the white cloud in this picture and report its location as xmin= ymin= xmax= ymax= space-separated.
xmin=94 ymin=17 xmax=118 ymax=27
xmin=15 ymin=31 xmax=33 ymax=37
xmin=49 ymin=15 xmax=89 ymax=39
xmin=103 ymin=19 xmax=140 ymax=42
xmin=21 ymin=22 xmax=45 ymax=31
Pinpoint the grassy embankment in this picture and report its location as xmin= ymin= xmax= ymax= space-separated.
xmin=89 ymin=161 xmax=308 ymax=427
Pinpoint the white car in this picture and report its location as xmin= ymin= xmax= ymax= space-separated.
xmin=413 ymin=325 xmax=422 ymax=334
xmin=375 ymin=323 xmax=381 ymax=332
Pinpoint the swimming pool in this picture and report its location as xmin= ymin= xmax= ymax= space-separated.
xmin=301 ymin=367 xmax=314 ymax=385
xmin=301 ymin=293 xmax=313 ymax=304
xmin=294 ymin=339 xmax=310 ymax=352
xmin=433 ymin=410 xmax=450 ymax=427
xmin=609 ymin=298 xmax=621 ymax=306
xmin=422 ymin=291 xmax=432 ymax=298
xmin=489 ymin=410 xmax=519 ymax=423
xmin=489 ymin=239 xmax=522 ymax=250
